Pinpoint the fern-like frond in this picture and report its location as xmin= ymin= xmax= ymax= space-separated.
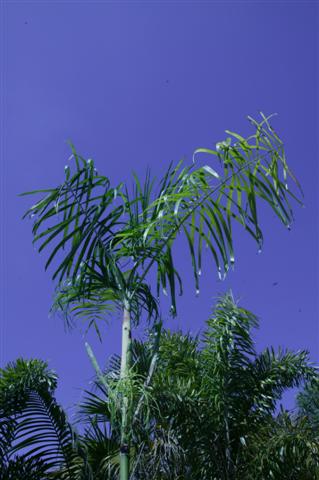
xmin=0 ymin=359 xmax=80 ymax=477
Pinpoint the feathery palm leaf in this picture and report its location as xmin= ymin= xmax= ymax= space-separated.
xmin=120 ymin=113 xmax=301 ymax=314
xmin=22 ymin=114 xmax=301 ymax=324
xmin=250 ymin=348 xmax=315 ymax=415
xmin=197 ymin=293 xmax=316 ymax=478
xmin=244 ymin=411 xmax=319 ymax=479
xmin=0 ymin=359 xmax=79 ymax=477
xmin=297 ymin=377 xmax=319 ymax=431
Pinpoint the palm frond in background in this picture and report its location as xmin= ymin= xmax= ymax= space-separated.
xmin=0 ymin=359 xmax=82 ymax=478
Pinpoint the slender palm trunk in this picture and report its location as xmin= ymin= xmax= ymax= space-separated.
xmin=120 ymin=304 xmax=132 ymax=480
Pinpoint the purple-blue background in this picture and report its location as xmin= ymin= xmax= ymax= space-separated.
xmin=1 ymin=1 xmax=318 ymax=416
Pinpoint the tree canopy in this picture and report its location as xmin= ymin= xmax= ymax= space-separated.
xmin=1 ymin=294 xmax=318 ymax=479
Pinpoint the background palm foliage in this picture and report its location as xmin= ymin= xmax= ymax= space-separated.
xmin=1 ymin=294 xmax=318 ymax=479
xmin=22 ymin=113 xmax=300 ymax=323
xmin=298 ymin=377 xmax=319 ymax=430
xmin=245 ymin=412 xmax=319 ymax=479
xmin=0 ymin=359 xmax=81 ymax=479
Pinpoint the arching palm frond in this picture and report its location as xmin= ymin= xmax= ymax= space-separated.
xmin=52 ymin=261 xmax=159 ymax=335
xmin=22 ymin=149 xmax=124 ymax=285
xmin=0 ymin=359 xmax=81 ymax=478
xmin=0 ymin=358 xmax=58 ymax=464
xmin=250 ymin=348 xmax=315 ymax=416
xmin=118 ymin=113 xmax=302 ymax=315
xmin=72 ymin=420 xmax=119 ymax=480
xmin=52 ymin=278 xmax=119 ymax=339
xmin=298 ymin=377 xmax=319 ymax=429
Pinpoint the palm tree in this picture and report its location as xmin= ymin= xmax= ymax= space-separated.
xmin=22 ymin=113 xmax=301 ymax=479
xmin=1 ymin=295 xmax=317 ymax=478
xmin=80 ymin=293 xmax=317 ymax=479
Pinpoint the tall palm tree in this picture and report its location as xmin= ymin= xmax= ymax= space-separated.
xmin=22 ymin=113 xmax=301 ymax=479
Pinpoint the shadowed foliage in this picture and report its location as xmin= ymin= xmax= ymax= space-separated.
xmin=1 ymin=295 xmax=318 ymax=478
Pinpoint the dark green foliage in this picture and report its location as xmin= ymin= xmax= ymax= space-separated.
xmin=0 ymin=359 xmax=79 ymax=478
xmin=79 ymin=294 xmax=318 ymax=479
xmin=1 ymin=295 xmax=318 ymax=478
xmin=0 ymin=455 xmax=46 ymax=480
xmin=298 ymin=378 xmax=319 ymax=429
xmin=244 ymin=411 xmax=319 ymax=479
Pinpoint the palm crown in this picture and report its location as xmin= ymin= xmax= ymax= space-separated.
xmin=22 ymin=113 xmax=300 ymax=324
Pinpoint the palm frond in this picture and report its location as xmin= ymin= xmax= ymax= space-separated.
xmin=118 ymin=113 xmax=301 ymax=315
xmin=244 ymin=411 xmax=319 ymax=479
xmin=79 ymin=420 xmax=119 ymax=480
xmin=298 ymin=377 xmax=319 ymax=429
xmin=51 ymin=249 xmax=159 ymax=331
xmin=250 ymin=348 xmax=316 ymax=414
xmin=22 ymin=147 xmax=124 ymax=285
xmin=0 ymin=359 xmax=79 ymax=476
xmin=0 ymin=455 xmax=47 ymax=480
